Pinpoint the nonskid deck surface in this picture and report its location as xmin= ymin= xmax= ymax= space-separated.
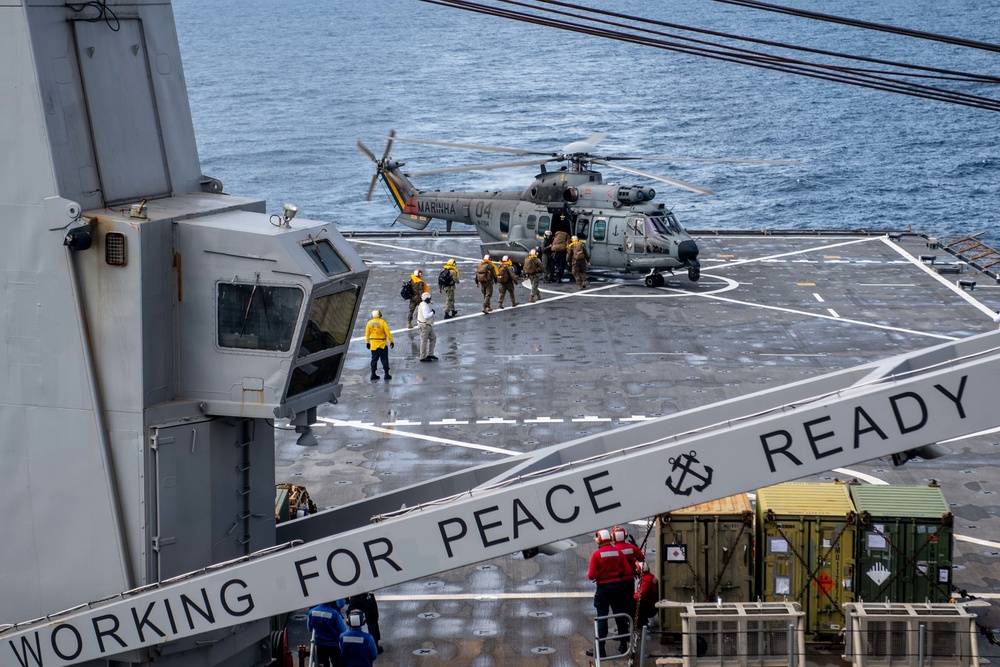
xmin=276 ymin=232 xmax=1000 ymax=666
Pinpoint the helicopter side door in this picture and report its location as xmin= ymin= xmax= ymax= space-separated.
xmin=624 ymin=216 xmax=647 ymax=266
xmin=585 ymin=216 xmax=610 ymax=268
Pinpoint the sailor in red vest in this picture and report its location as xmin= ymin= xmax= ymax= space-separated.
xmin=586 ymin=528 xmax=634 ymax=657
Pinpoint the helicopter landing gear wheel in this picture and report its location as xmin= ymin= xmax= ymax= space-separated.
xmin=644 ymin=274 xmax=656 ymax=288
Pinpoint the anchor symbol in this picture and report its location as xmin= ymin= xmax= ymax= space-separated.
xmin=664 ymin=450 xmax=714 ymax=496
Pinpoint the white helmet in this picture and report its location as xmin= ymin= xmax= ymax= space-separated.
xmin=421 ymin=292 xmax=431 ymax=301
xmin=483 ymin=254 xmax=491 ymax=261
xmin=639 ymin=562 xmax=650 ymax=574
xmin=414 ymin=269 xmax=422 ymax=277
xmin=529 ymin=248 xmax=538 ymax=255
xmin=612 ymin=526 xmax=627 ymax=543
xmin=571 ymin=235 xmax=579 ymax=242
xmin=502 ymin=255 xmax=510 ymax=262
xmin=347 ymin=609 xmax=365 ymax=628
xmin=595 ymin=529 xmax=612 ymax=544
xmin=371 ymin=309 xmax=381 ymax=318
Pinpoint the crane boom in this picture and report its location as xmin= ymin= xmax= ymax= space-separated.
xmin=5 ymin=332 xmax=1000 ymax=667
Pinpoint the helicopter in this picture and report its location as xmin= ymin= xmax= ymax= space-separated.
xmin=357 ymin=131 xmax=797 ymax=287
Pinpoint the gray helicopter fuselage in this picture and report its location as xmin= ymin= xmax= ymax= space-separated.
xmin=390 ymin=168 xmax=700 ymax=279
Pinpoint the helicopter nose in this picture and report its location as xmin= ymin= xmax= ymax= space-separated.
xmin=678 ymin=239 xmax=699 ymax=264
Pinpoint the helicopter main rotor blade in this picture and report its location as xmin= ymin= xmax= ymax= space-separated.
xmin=380 ymin=129 xmax=396 ymax=163
xmin=406 ymin=158 xmax=553 ymax=177
xmin=391 ymin=136 xmax=555 ymax=158
xmin=591 ymin=158 xmax=716 ymax=196
xmin=357 ymin=140 xmax=378 ymax=163
xmin=584 ymin=132 xmax=607 ymax=147
xmin=357 ymin=140 xmax=382 ymax=201
xmin=601 ymin=156 xmax=801 ymax=165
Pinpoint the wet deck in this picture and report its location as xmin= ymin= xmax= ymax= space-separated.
xmin=276 ymin=231 xmax=1000 ymax=666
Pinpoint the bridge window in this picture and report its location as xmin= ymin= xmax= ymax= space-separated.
xmin=500 ymin=212 xmax=510 ymax=234
xmin=593 ymin=219 xmax=607 ymax=241
xmin=526 ymin=215 xmax=536 ymax=231
xmin=538 ymin=215 xmax=550 ymax=233
xmin=288 ymin=353 xmax=343 ymax=397
xmin=303 ymin=239 xmax=350 ymax=276
xmin=298 ymin=287 xmax=359 ymax=358
xmin=217 ymin=283 xmax=303 ymax=351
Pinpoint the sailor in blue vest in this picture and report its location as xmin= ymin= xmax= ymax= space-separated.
xmin=307 ymin=601 xmax=347 ymax=667
xmin=340 ymin=608 xmax=379 ymax=667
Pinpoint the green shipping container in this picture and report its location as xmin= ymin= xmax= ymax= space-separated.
xmin=849 ymin=483 xmax=953 ymax=604
xmin=756 ymin=482 xmax=856 ymax=642
xmin=656 ymin=494 xmax=755 ymax=635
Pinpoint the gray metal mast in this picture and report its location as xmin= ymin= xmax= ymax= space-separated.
xmin=0 ymin=3 xmax=366 ymax=665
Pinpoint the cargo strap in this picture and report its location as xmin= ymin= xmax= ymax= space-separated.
xmin=859 ymin=511 xmax=954 ymax=601
xmin=765 ymin=509 xmax=856 ymax=615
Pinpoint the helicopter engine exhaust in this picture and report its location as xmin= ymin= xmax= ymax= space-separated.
xmin=563 ymin=187 xmax=579 ymax=203
xmin=614 ymin=186 xmax=656 ymax=206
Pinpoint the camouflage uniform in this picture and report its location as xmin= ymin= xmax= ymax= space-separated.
xmin=475 ymin=259 xmax=497 ymax=313
xmin=523 ymin=254 xmax=544 ymax=302
xmin=568 ymin=241 xmax=590 ymax=290
xmin=440 ymin=262 xmax=460 ymax=318
xmin=496 ymin=261 xmax=518 ymax=308
xmin=407 ymin=274 xmax=429 ymax=327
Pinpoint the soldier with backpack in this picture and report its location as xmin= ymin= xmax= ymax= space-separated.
xmin=475 ymin=254 xmax=497 ymax=314
xmin=403 ymin=269 xmax=429 ymax=329
xmin=523 ymin=248 xmax=544 ymax=302
xmin=496 ymin=255 xmax=519 ymax=309
xmin=438 ymin=258 xmax=460 ymax=319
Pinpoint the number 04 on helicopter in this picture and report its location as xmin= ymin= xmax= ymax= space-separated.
xmin=358 ymin=132 xmax=798 ymax=287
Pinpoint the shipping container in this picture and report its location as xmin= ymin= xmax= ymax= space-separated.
xmin=756 ymin=482 xmax=856 ymax=642
xmin=656 ymin=493 xmax=756 ymax=635
xmin=849 ymin=483 xmax=954 ymax=604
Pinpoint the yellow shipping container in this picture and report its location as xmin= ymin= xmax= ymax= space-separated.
xmin=756 ymin=481 xmax=856 ymax=642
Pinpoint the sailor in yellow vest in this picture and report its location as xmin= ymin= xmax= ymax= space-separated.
xmin=567 ymin=235 xmax=590 ymax=290
xmin=364 ymin=309 xmax=394 ymax=381
xmin=475 ymin=254 xmax=498 ymax=314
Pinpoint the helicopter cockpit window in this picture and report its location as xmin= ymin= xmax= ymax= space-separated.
xmin=592 ymin=219 xmax=607 ymax=241
xmin=526 ymin=215 xmax=536 ymax=231
xmin=628 ymin=219 xmax=646 ymax=237
xmin=500 ymin=212 xmax=510 ymax=235
xmin=647 ymin=216 xmax=670 ymax=235
xmin=538 ymin=216 xmax=551 ymax=233
xmin=217 ymin=283 xmax=303 ymax=351
xmin=576 ymin=219 xmax=589 ymax=240
xmin=303 ymin=239 xmax=350 ymax=277
xmin=665 ymin=212 xmax=684 ymax=233
xmin=298 ymin=287 xmax=360 ymax=358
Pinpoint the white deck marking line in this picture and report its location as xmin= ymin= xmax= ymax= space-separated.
xmin=381 ymin=420 xmax=422 ymax=426
xmin=378 ymin=592 xmax=593 ymax=601
xmin=347 ymin=238 xmax=481 ymax=263
xmin=477 ymin=417 xmax=517 ymax=424
xmin=827 ymin=308 xmax=840 ymax=318
xmin=576 ymin=275 xmax=741 ymax=299
xmin=694 ymin=292 xmax=957 ymax=340
xmin=349 ymin=284 xmax=618 ymax=343
xmin=813 ymin=293 xmax=824 ymax=303
xmin=572 ymin=416 xmax=612 ymax=422
xmin=878 ymin=236 xmax=998 ymax=318
xmin=317 ymin=417 xmax=517 ymax=455
xmin=956 ymin=535 xmax=1000 ymax=549
xmin=833 ymin=468 xmax=890 ymax=486
xmin=620 ymin=416 xmax=653 ymax=422
xmin=428 ymin=418 xmax=470 ymax=426
xmin=708 ymin=235 xmax=882 ymax=271
xmin=524 ymin=417 xmax=564 ymax=423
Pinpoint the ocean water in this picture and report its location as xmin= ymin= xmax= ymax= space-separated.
xmin=172 ymin=0 xmax=1000 ymax=247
